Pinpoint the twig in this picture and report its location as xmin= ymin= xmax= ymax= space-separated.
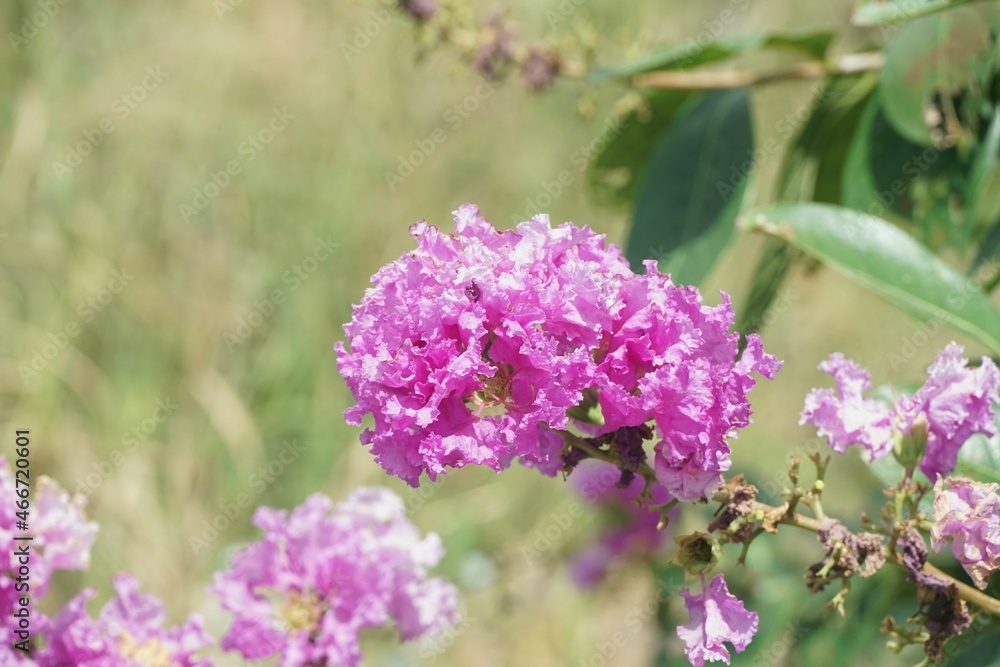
xmin=710 ymin=487 xmax=1000 ymax=615
xmin=558 ymin=430 xmax=657 ymax=482
xmin=637 ymin=51 xmax=885 ymax=90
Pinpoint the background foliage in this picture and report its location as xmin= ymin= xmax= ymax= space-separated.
xmin=1 ymin=0 xmax=998 ymax=664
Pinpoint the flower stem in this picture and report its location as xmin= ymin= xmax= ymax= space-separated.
xmin=557 ymin=429 xmax=657 ymax=482
xmin=710 ymin=487 xmax=1000 ymax=616
xmin=636 ymin=52 xmax=884 ymax=90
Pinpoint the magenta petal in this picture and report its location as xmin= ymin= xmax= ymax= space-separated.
xmin=678 ymin=574 xmax=758 ymax=666
xmin=210 ymin=488 xmax=459 ymax=667
xmin=931 ymin=476 xmax=1000 ymax=589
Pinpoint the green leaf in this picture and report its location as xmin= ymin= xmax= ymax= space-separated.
xmin=778 ymin=75 xmax=878 ymax=204
xmin=957 ymin=434 xmax=1000 ymax=485
xmin=842 ymin=95 xmax=969 ymax=250
xmin=879 ymin=5 xmax=997 ymax=145
xmin=588 ymin=90 xmax=696 ymax=207
xmin=973 ymin=220 xmax=1000 ymax=273
xmin=735 ymin=239 xmax=795 ymax=338
xmin=853 ymin=0 xmax=983 ymax=26
xmin=591 ymin=31 xmax=835 ymax=82
xmin=968 ymin=105 xmax=1000 ymax=235
xmin=741 ymin=203 xmax=1000 ymax=354
xmin=626 ymin=89 xmax=753 ymax=285
xmin=738 ymin=78 xmax=877 ymax=340
xmin=944 ymin=630 xmax=1000 ymax=666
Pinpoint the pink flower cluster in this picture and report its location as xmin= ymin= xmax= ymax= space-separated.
xmin=39 ymin=574 xmax=212 ymax=666
xmin=0 ymin=458 xmax=98 ymax=661
xmin=932 ymin=477 xmax=1000 ymax=590
xmin=210 ymin=488 xmax=459 ymax=667
xmin=801 ymin=343 xmax=999 ymax=478
xmin=336 ymin=205 xmax=779 ymax=500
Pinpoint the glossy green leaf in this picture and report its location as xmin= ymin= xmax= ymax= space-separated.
xmin=973 ymin=220 xmax=1000 ymax=273
xmin=742 ymin=203 xmax=1000 ymax=354
xmin=735 ymin=239 xmax=796 ymax=341
xmin=879 ymin=6 xmax=997 ymax=145
xmin=588 ymin=90 xmax=696 ymax=207
xmin=592 ymin=31 xmax=835 ymax=82
xmin=957 ymin=434 xmax=1000 ymax=485
xmin=626 ymin=89 xmax=753 ymax=285
xmin=853 ymin=0 xmax=982 ymax=25
xmin=842 ymin=95 xmax=969 ymax=250
xmin=968 ymin=106 xmax=1000 ymax=236
xmin=945 ymin=630 xmax=1000 ymax=666
xmin=738 ymin=78 xmax=877 ymax=340
xmin=778 ymin=75 xmax=877 ymax=204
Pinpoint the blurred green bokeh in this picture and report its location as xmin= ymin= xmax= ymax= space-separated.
xmin=0 ymin=0 xmax=991 ymax=664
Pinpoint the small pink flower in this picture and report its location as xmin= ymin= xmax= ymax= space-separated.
xmin=800 ymin=353 xmax=894 ymax=460
xmin=0 ymin=459 xmax=98 ymax=649
xmin=801 ymin=344 xmax=999 ymax=478
xmin=678 ymin=574 xmax=758 ymax=666
xmin=905 ymin=343 xmax=1000 ymax=478
xmin=210 ymin=488 xmax=459 ymax=667
xmin=39 ymin=573 xmax=212 ymax=666
xmin=931 ymin=476 xmax=1000 ymax=590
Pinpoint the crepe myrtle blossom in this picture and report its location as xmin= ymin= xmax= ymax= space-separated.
xmin=678 ymin=573 xmax=758 ymax=666
xmin=931 ymin=477 xmax=1000 ymax=590
xmin=0 ymin=458 xmax=98 ymax=649
xmin=38 ymin=573 xmax=212 ymax=667
xmin=210 ymin=488 xmax=458 ymax=667
xmin=801 ymin=343 xmax=999 ymax=479
xmin=568 ymin=459 xmax=672 ymax=587
xmin=336 ymin=204 xmax=779 ymax=501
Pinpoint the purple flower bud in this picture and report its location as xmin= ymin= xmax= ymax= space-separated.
xmin=473 ymin=9 xmax=517 ymax=80
xmin=522 ymin=46 xmax=561 ymax=91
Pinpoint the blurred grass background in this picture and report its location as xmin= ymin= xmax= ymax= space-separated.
xmin=0 ymin=0 xmax=991 ymax=664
